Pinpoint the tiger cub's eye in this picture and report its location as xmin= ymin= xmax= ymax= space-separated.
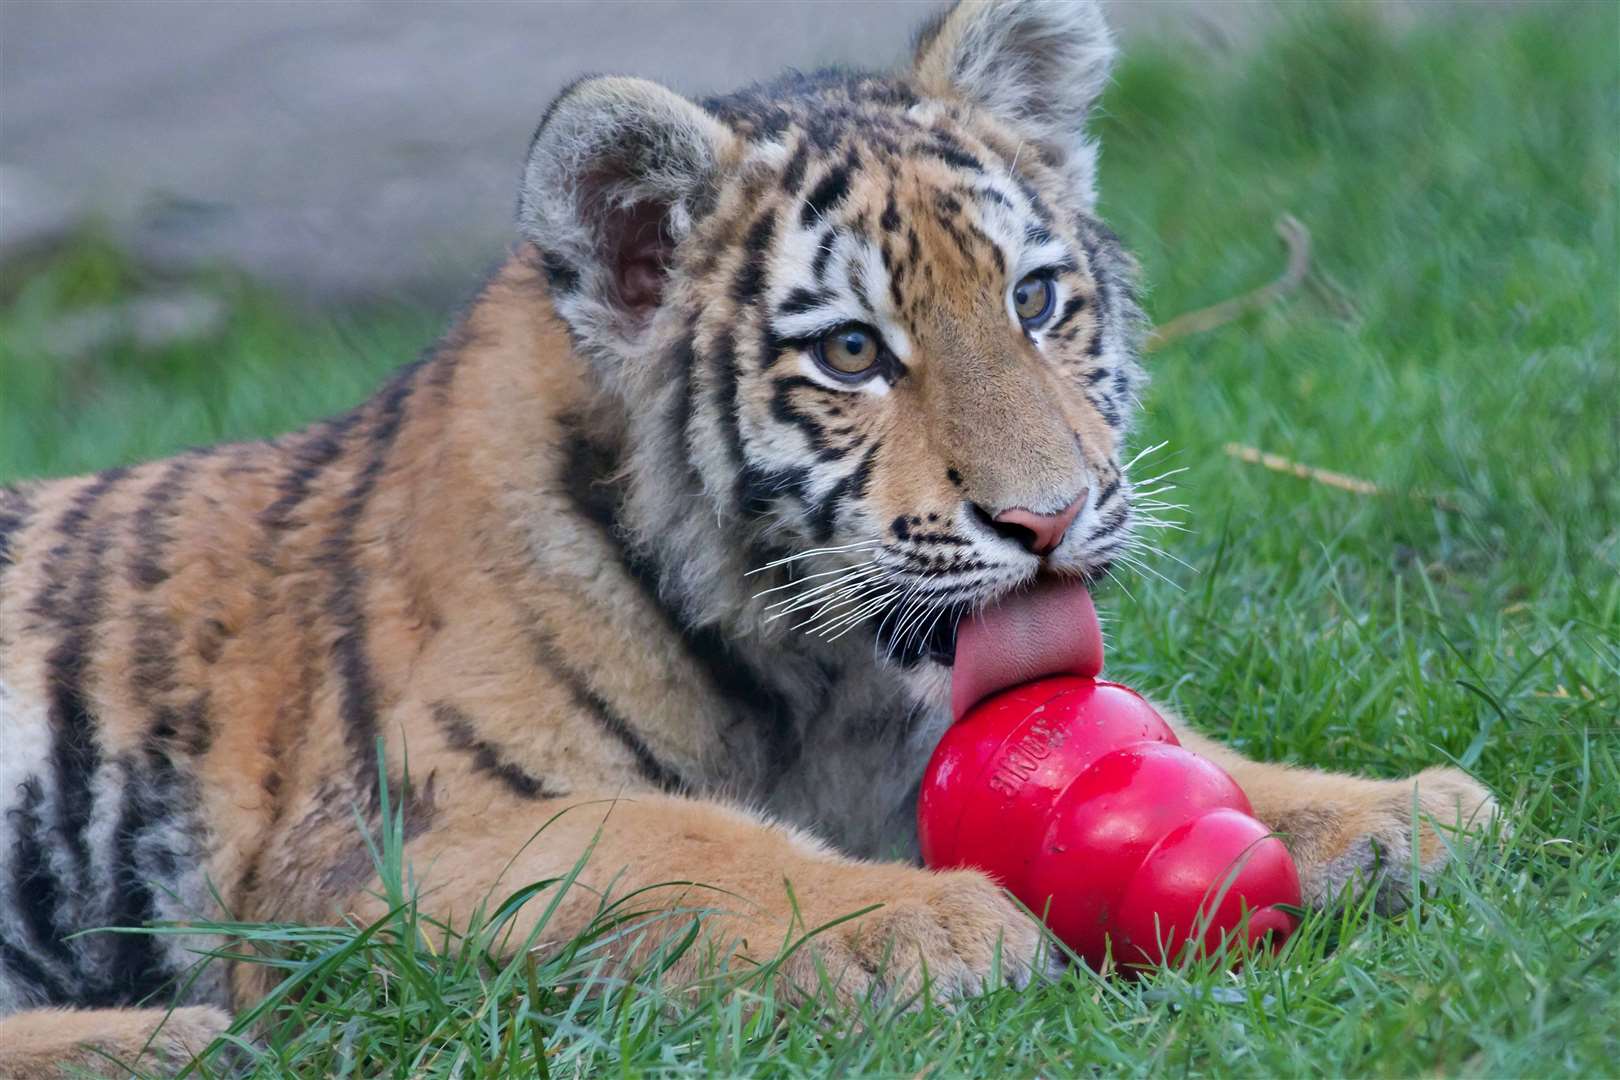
xmin=1013 ymin=272 xmax=1057 ymax=328
xmin=814 ymin=324 xmax=883 ymax=379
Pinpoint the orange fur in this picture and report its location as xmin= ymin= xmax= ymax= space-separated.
xmin=0 ymin=1006 xmax=229 ymax=1079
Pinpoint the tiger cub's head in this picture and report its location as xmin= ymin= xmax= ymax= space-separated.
xmin=521 ymin=0 xmax=1146 ymax=667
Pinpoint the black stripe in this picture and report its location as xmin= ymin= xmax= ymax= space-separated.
xmin=848 ymin=260 xmax=871 ymax=311
xmin=195 ymin=617 xmax=226 ymax=664
xmin=807 ymin=441 xmax=879 ymax=544
xmin=8 ymin=475 xmax=129 ymax=1004
xmin=128 ymin=602 xmax=215 ymax=758
xmin=44 ymin=526 xmax=117 ymax=882
xmin=259 ymin=411 xmax=366 ymax=535
xmin=799 ymin=160 xmax=854 ymax=229
xmin=770 ymin=376 xmax=840 ymax=459
xmin=1077 ymin=227 xmax=1113 ymax=359
xmin=528 ymin=628 xmax=685 ymax=793
xmin=323 ymin=361 xmax=426 ymax=803
xmin=0 ymin=484 xmax=32 ymax=581
xmin=810 ymin=229 xmax=838 ymax=284
xmin=1094 ymin=477 xmax=1121 ymax=507
xmin=711 ymin=327 xmax=809 ymax=519
xmin=1014 ymin=177 xmax=1054 ymax=228
xmin=667 ymin=325 xmax=745 ymax=539
xmin=968 ymin=223 xmax=1005 ymax=275
xmin=95 ymin=754 xmax=172 ymax=1006
xmin=432 ymin=703 xmax=561 ymax=800
xmin=923 ymin=130 xmax=982 ymax=173
xmin=7 ymin=776 xmax=77 ymax=990
xmin=728 ymin=328 xmax=817 ymax=516
xmin=558 ymin=419 xmax=622 ymax=536
xmin=127 ymin=607 xmax=180 ymax=714
xmin=1081 ymin=499 xmax=1130 ymax=542
xmin=670 ymin=327 xmax=701 ymax=475
xmin=777 ymin=287 xmax=833 ymax=318
xmin=1080 ymin=216 xmax=1131 ymax=274
xmin=739 ymin=464 xmax=812 ymax=519
xmin=1112 ymin=368 xmax=1132 ymax=399
xmin=30 ymin=468 xmax=129 ymax=891
xmin=731 ymin=210 xmax=777 ymax=307
xmin=128 ymin=454 xmax=200 ymax=590
xmin=173 ymin=695 xmax=213 ymax=757
xmin=425 ymin=317 xmax=469 ymax=394
xmin=26 ymin=470 xmax=126 ymax=626
xmin=933 ymin=218 xmax=967 ymax=260
xmin=1090 ymin=393 xmax=1121 ymax=429
xmin=780 ymin=139 xmax=809 ymax=193
xmin=0 ymin=938 xmax=67 ymax=1004
xmin=713 ymin=331 xmax=755 ymax=511
xmin=0 ymin=485 xmax=35 ymax=657
xmin=900 ymin=530 xmax=971 ymax=547
xmin=1050 ymin=294 xmax=1087 ymax=335
xmin=55 ymin=468 xmax=127 ymax=539
xmin=969 ymin=185 xmax=1013 ymax=209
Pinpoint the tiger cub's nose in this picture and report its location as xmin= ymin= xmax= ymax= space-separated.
xmin=975 ymin=491 xmax=1088 ymax=556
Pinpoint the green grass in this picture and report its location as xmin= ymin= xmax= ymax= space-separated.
xmin=4 ymin=4 xmax=1618 ymax=1075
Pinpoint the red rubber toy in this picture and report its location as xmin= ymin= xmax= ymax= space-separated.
xmin=918 ymin=580 xmax=1301 ymax=971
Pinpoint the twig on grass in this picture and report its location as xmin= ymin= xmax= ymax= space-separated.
xmin=1146 ymin=215 xmax=1313 ymax=352
xmin=1223 ymin=442 xmax=1462 ymax=512
xmin=1224 ymin=443 xmax=1381 ymax=497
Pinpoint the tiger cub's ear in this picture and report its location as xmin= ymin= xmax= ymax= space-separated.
xmin=519 ymin=76 xmax=736 ymax=355
xmin=911 ymin=0 xmax=1116 ymax=206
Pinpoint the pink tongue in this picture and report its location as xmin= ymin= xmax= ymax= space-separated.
xmin=951 ymin=578 xmax=1103 ymax=722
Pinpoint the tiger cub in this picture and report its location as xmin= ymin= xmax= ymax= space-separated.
xmin=0 ymin=0 xmax=1493 ymax=1071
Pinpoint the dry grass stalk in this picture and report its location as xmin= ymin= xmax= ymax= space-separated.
xmin=1146 ymin=215 xmax=1313 ymax=352
xmin=1223 ymin=442 xmax=1461 ymax=512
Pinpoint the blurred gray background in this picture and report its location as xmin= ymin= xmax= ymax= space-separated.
xmin=0 ymin=0 xmax=1473 ymax=306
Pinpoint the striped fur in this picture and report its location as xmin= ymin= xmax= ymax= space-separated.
xmin=0 ymin=3 xmax=1493 ymax=1067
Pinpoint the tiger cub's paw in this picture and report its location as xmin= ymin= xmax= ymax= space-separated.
xmin=1285 ymin=766 xmax=1498 ymax=913
xmin=771 ymin=865 xmax=1052 ymax=1007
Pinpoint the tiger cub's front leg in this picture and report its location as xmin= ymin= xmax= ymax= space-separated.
xmin=343 ymin=793 xmax=1046 ymax=1004
xmin=1160 ymin=710 xmax=1498 ymax=911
